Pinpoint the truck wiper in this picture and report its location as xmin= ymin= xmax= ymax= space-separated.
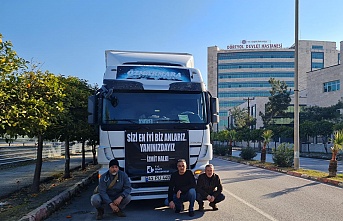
xmin=115 ymin=119 xmax=140 ymax=124
xmin=114 ymin=119 xmax=151 ymax=130
xmin=104 ymin=119 xmax=142 ymax=124
xmin=155 ymin=119 xmax=182 ymax=123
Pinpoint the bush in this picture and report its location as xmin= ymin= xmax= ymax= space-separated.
xmin=239 ymin=147 xmax=257 ymax=160
xmin=213 ymin=144 xmax=228 ymax=156
xmin=272 ymin=143 xmax=294 ymax=167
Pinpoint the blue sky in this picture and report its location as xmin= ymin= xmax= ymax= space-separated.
xmin=1 ymin=0 xmax=342 ymax=87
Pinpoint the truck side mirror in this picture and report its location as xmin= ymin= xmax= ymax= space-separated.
xmin=88 ymin=95 xmax=98 ymax=124
xmin=210 ymin=97 xmax=219 ymax=124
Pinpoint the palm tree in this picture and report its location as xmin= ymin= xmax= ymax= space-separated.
xmin=227 ymin=130 xmax=237 ymax=156
xmin=261 ymin=130 xmax=273 ymax=163
xmin=328 ymin=130 xmax=343 ymax=177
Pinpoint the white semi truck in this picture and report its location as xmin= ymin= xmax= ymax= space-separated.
xmin=88 ymin=50 xmax=219 ymax=200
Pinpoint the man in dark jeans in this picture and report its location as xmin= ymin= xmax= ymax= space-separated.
xmin=166 ymin=159 xmax=196 ymax=217
xmin=196 ymin=164 xmax=225 ymax=211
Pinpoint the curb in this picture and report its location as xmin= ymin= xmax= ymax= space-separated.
xmin=19 ymin=171 xmax=98 ymax=221
xmin=217 ymin=156 xmax=343 ymax=188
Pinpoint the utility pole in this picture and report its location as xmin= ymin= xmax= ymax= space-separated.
xmin=243 ymin=97 xmax=255 ymax=129
xmin=294 ymin=0 xmax=300 ymax=169
xmin=227 ymin=109 xmax=231 ymax=129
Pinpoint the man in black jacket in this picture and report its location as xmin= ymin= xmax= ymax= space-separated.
xmin=196 ymin=164 xmax=225 ymax=211
xmin=166 ymin=159 xmax=196 ymax=217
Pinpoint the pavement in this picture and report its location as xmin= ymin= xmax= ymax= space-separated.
xmin=0 ymin=152 xmax=97 ymax=221
xmin=1 ymin=150 xmax=342 ymax=221
xmin=231 ymin=149 xmax=343 ymax=173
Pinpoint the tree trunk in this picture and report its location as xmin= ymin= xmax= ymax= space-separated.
xmin=331 ymin=150 xmax=337 ymax=161
xmin=228 ymin=140 xmax=232 ymax=156
xmin=261 ymin=148 xmax=266 ymax=163
xmin=64 ymin=137 xmax=71 ymax=179
xmin=328 ymin=160 xmax=337 ymax=177
xmin=32 ymin=134 xmax=43 ymax=193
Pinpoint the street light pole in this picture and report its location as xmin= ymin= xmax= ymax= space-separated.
xmin=294 ymin=0 xmax=300 ymax=169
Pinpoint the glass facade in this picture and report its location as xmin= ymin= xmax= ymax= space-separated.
xmin=216 ymin=50 xmax=295 ymax=130
xmin=210 ymin=41 xmax=340 ymax=131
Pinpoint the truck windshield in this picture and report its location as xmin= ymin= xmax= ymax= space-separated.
xmin=102 ymin=92 xmax=207 ymax=125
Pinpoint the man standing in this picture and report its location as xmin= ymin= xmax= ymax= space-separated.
xmin=167 ymin=159 xmax=196 ymax=217
xmin=196 ymin=164 xmax=225 ymax=211
xmin=91 ymin=159 xmax=132 ymax=220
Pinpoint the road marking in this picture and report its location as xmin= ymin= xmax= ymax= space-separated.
xmin=223 ymin=189 xmax=279 ymax=221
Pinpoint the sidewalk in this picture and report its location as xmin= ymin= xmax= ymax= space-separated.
xmin=0 ymin=153 xmax=94 ymax=198
xmin=231 ymin=150 xmax=343 ymax=173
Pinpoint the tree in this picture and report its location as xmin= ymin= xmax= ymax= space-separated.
xmin=300 ymin=120 xmax=316 ymax=153
xmin=301 ymin=102 xmax=343 ymax=123
xmin=261 ymin=129 xmax=273 ymax=163
xmin=230 ymin=106 xmax=255 ymax=130
xmin=74 ymin=82 xmax=97 ymax=169
xmin=0 ymin=33 xmax=27 ymax=137
xmin=314 ymin=120 xmax=334 ymax=154
xmin=215 ymin=130 xmax=228 ymax=156
xmin=260 ymin=78 xmax=291 ymax=127
xmin=226 ymin=130 xmax=237 ymax=156
xmin=46 ymin=76 xmax=94 ymax=177
xmin=230 ymin=106 xmax=247 ymax=128
xmin=250 ymin=129 xmax=263 ymax=149
xmin=19 ymin=70 xmax=65 ymax=192
xmin=87 ymin=125 xmax=99 ymax=165
xmin=328 ymin=130 xmax=343 ymax=177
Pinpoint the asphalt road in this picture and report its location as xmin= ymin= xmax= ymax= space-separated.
xmin=45 ymin=157 xmax=343 ymax=221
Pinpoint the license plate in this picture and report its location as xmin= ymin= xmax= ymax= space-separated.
xmin=146 ymin=175 xmax=171 ymax=182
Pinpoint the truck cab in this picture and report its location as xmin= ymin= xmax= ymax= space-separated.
xmin=88 ymin=50 xmax=219 ymax=200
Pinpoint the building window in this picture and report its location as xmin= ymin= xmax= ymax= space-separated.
xmin=218 ymin=51 xmax=294 ymax=60
xmin=339 ymin=53 xmax=340 ymax=64
xmin=218 ymin=72 xmax=294 ymax=79
xmin=323 ymin=80 xmax=340 ymax=92
xmin=218 ymin=62 xmax=294 ymax=69
xmin=219 ymin=101 xmax=245 ymax=107
xmin=218 ymin=81 xmax=294 ymax=88
xmin=218 ymin=91 xmax=270 ymax=98
xmin=312 ymin=62 xmax=324 ymax=69
xmin=312 ymin=45 xmax=324 ymax=50
xmin=311 ymin=52 xmax=324 ymax=59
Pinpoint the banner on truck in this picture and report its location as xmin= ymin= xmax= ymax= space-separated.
xmin=125 ymin=130 xmax=189 ymax=179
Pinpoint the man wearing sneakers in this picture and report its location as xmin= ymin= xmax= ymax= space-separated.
xmin=167 ymin=159 xmax=196 ymax=217
xmin=196 ymin=164 xmax=225 ymax=211
xmin=91 ymin=159 xmax=132 ymax=220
